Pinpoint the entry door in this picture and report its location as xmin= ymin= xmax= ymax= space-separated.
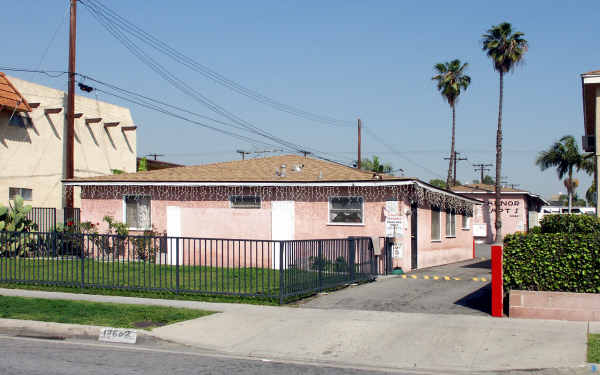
xmin=410 ymin=203 xmax=418 ymax=270
xmin=271 ymin=201 xmax=295 ymax=269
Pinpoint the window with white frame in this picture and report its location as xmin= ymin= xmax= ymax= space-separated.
xmin=124 ymin=195 xmax=151 ymax=229
xmin=229 ymin=195 xmax=261 ymax=209
xmin=9 ymin=187 xmax=32 ymax=201
xmin=329 ymin=196 xmax=363 ymax=224
xmin=431 ymin=206 xmax=441 ymax=241
xmin=462 ymin=212 xmax=472 ymax=229
xmin=446 ymin=209 xmax=456 ymax=237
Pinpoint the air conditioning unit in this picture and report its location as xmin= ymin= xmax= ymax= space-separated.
xmin=582 ymin=135 xmax=595 ymax=152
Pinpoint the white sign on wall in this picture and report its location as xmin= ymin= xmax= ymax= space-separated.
xmin=392 ymin=244 xmax=403 ymax=258
xmin=473 ymin=224 xmax=487 ymax=237
xmin=385 ymin=215 xmax=404 ymax=237
xmin=385 ymin=200 xmax=399 ymax=216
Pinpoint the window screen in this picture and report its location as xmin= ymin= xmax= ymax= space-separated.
xmin=9 ymin=187 xmax=32 ymax=201
xmin=124 ymin=195 xmax=151 ymax=229
xmin=230 ymin=195 xmax=261 ymax=209
xmin=329 ymin=196 xmax=363 ymax=224
xmin=446 ymin=209 xmax=456 ymax=237
xmin=462 ymin=213 xmax=471 ymax=229
xmin=431 ymin=207 xmax=441 ymax=241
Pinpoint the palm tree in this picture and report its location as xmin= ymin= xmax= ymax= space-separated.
xmin=536 ymin=135 xmax=592 ymax=213
xmin=432 ymin=60 xmax=471 ymax=188
xmin=482 ymin=22 xmax=528 ymax=242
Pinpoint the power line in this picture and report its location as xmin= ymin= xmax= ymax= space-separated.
xmin=79 ymin=4 xmax=351 ymax=164
xmin=363 ymin=126 xmax=446 ymax=180
xmin=80 ymin=0 xmax=353 ymax=127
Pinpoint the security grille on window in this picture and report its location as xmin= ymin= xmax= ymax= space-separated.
xmin=124 ymin=195 xmax=151 ymax=229
xmin=9 ymin=187 xmax=32 ymax=201
xmin=230 ymin=195 xmax=261 ymax=209
xmin=431 ymin=207 xmax=441 ymax=241
xmin=329 ymin=196 xmax=363 ymax=224
xmin=446 ymin=209 xmax=456 ymax=237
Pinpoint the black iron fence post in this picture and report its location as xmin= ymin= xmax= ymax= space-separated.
xmin=80 ymin=234 xmax=85 ymax=288
xmin=348 ymin=237 xmax=356 ymax=282
xmin=278 ymin=241 xmax=284 ymax=305
xmin=318 ymin=240 xmax=323 ymax=290
xmin=175 ymin=238 xmax=180 ymax=294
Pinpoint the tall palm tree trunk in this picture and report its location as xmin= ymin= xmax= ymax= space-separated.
xmin=568 ymin=168 xmax=573 ymax=213
xmin=447 ymin=104 xmax=456 ymax=188
xmin=495 ymin=71 xmax=503 ymax=243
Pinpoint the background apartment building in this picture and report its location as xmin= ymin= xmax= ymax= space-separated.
xmin=0 ymin=72 xmax=137 ymax=209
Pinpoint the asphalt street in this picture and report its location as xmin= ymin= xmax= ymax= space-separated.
xmin=300 ymin=257 xmax=492 ymax=315
xmin=0 ymin=335 xmax=399 ymax=375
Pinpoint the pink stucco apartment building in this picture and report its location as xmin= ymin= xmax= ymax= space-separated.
xmin=66 ymin=155 xmax=481 ymax=271
xmin=450 ymin=184 xmax=547 ymax=243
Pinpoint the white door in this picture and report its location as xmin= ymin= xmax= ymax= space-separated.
xmin=271 ymin=201 xmax=295 ymax=269
xmin=166 ymin=206 xmax=182 ymax=265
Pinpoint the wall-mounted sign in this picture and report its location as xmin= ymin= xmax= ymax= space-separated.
xmin=392 ymin=244 xmax=403 ymax=258
xmin=473 ymin=224 xmax=487 ymax=237
xmin=385 ymin=215 xmax=404 ymax=237
xmin=385 ymin=200 xmax=399 ymax=216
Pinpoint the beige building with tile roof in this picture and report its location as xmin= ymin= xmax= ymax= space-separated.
xmin=0 ymin=73 xmax=137 ymax=209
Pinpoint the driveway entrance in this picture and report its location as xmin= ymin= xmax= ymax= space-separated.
xmin=299 ymin=257 xmax=492 ymax=316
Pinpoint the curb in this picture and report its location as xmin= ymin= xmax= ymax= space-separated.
xmin=0 ymin=318 xmax=165 ymax=345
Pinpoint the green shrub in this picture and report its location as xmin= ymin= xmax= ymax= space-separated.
xmin=539 ymin=214 xmax=600 ymax=234
xmin=503 ymin=232 xmax=600 ymax=293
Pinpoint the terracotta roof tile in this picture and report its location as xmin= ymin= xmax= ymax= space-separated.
xmin=0 ymin=73 xmax=31 ymax=112
xmin=69 ymin=154 xmax=406 ymax=183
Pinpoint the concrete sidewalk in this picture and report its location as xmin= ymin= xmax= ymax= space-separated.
xmin=0 ymin=288 xmax=589 ymax=373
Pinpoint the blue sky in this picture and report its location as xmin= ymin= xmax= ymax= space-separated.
xmin=3 ymin=1 xmax=599 ymax=199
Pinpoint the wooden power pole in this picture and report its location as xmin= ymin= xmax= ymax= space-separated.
xmin=65 ymin=0 xmax=77 ymax=208
xmin=357 ymin=118 xmax=362 ymax=169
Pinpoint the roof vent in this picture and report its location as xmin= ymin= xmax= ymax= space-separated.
xmin=318 ymin=171 xmax=323 ymax=179
xmin=293 ymin=163 xmax=304 ymax=172
xmin=280 ymin=164 xmax=286 ymax=177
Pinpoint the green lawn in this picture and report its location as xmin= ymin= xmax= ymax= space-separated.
xmin=589 ymin=334 xmax=600 ymax=363
xmin=0 ymin=258 xmax=363 ymax=303
xmin=0 ymin=295 xmax=214 ymax=330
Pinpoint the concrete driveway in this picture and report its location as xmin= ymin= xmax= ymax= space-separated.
xmin=299 ymin=257 xmax=492 ymax=316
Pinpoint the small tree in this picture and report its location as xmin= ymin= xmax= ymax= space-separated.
xmin=360 ymin=156 xmax=393 ymax=174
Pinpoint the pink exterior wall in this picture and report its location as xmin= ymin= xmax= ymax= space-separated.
xmin=80 ymin=185 xmax=474 ymax=271
xmin=416 ymin=205 xmax=473 ymax=269
xmin=469 ymin=194 xmax=528 ymax=243
xmin=510 ymin=290 xmax=600 ymax=321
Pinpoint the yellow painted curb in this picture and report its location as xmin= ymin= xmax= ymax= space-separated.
xmin=401 ymin=275 xmax=407 ymax=279
xmin=444 ymin=276 xmax=451 ymax=280
xmin=411 ymin=275 xmax=417 ymax=279
xmin=472 ymin=277 xmax=479 ymax=281
xmin=433 ymin=276 xmax=440 ymax=280
xmin=480 ymin=277 xmax=487 ymax=282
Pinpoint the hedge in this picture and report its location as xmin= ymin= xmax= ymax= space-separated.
xmin=539 ymin=214 xmax=600 ymax=234
xmin=503 ymin=233 xmax=600 ymax=293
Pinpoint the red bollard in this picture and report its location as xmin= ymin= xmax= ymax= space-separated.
xmin=491 ymin=245 xmax=503 ymax=317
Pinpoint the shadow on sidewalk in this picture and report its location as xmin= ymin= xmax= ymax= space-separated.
xmin=461 ymin=259 xmax=491 ymax=269
xmin=454 ymin=284 xmax=491 ymax=315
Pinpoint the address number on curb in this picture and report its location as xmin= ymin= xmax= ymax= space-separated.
xmin=99 ymin=327 xmax=137 ymax=344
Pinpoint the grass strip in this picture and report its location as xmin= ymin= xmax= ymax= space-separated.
xmin=589 ymin=334 xmax=600 ymax=363
xmin=0 ymin=283 xmax=280 ymax=305
xmin=0 ymin=295 xmax=215 ymax=330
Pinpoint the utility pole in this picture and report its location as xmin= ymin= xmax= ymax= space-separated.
xmin=357 ymin=118 xmax=362 ymax=169
xmin=146 ymin=153 xmax=164 ymax=161
xmin=473 ymin=163 xmax=493 ymax=183
xmin=236 ymin=150 xmax=251 ymax=160
xmin=65 ymin=0 xmax=77 ymax=209
xmin=444 ymin=151 xmax=467 ymax=186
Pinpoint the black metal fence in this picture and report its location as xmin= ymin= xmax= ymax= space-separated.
xmin=26 ymin=208 xmax=57 ymax=232
xmin=26 ymin=208 xmax=81 ymax=232
xmin=0 ymin=231 xmax=377 ymax=303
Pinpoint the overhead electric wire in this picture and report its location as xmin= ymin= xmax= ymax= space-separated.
xmin=364 ymin=126 xmax=446 ymax=179
xmin=80 ymin=0 xmax=352 ymax=128
xmin=0 ymin=66 xmax=68 ymax=78
xmin=80 ymin=2 xmax=352 ymax=165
